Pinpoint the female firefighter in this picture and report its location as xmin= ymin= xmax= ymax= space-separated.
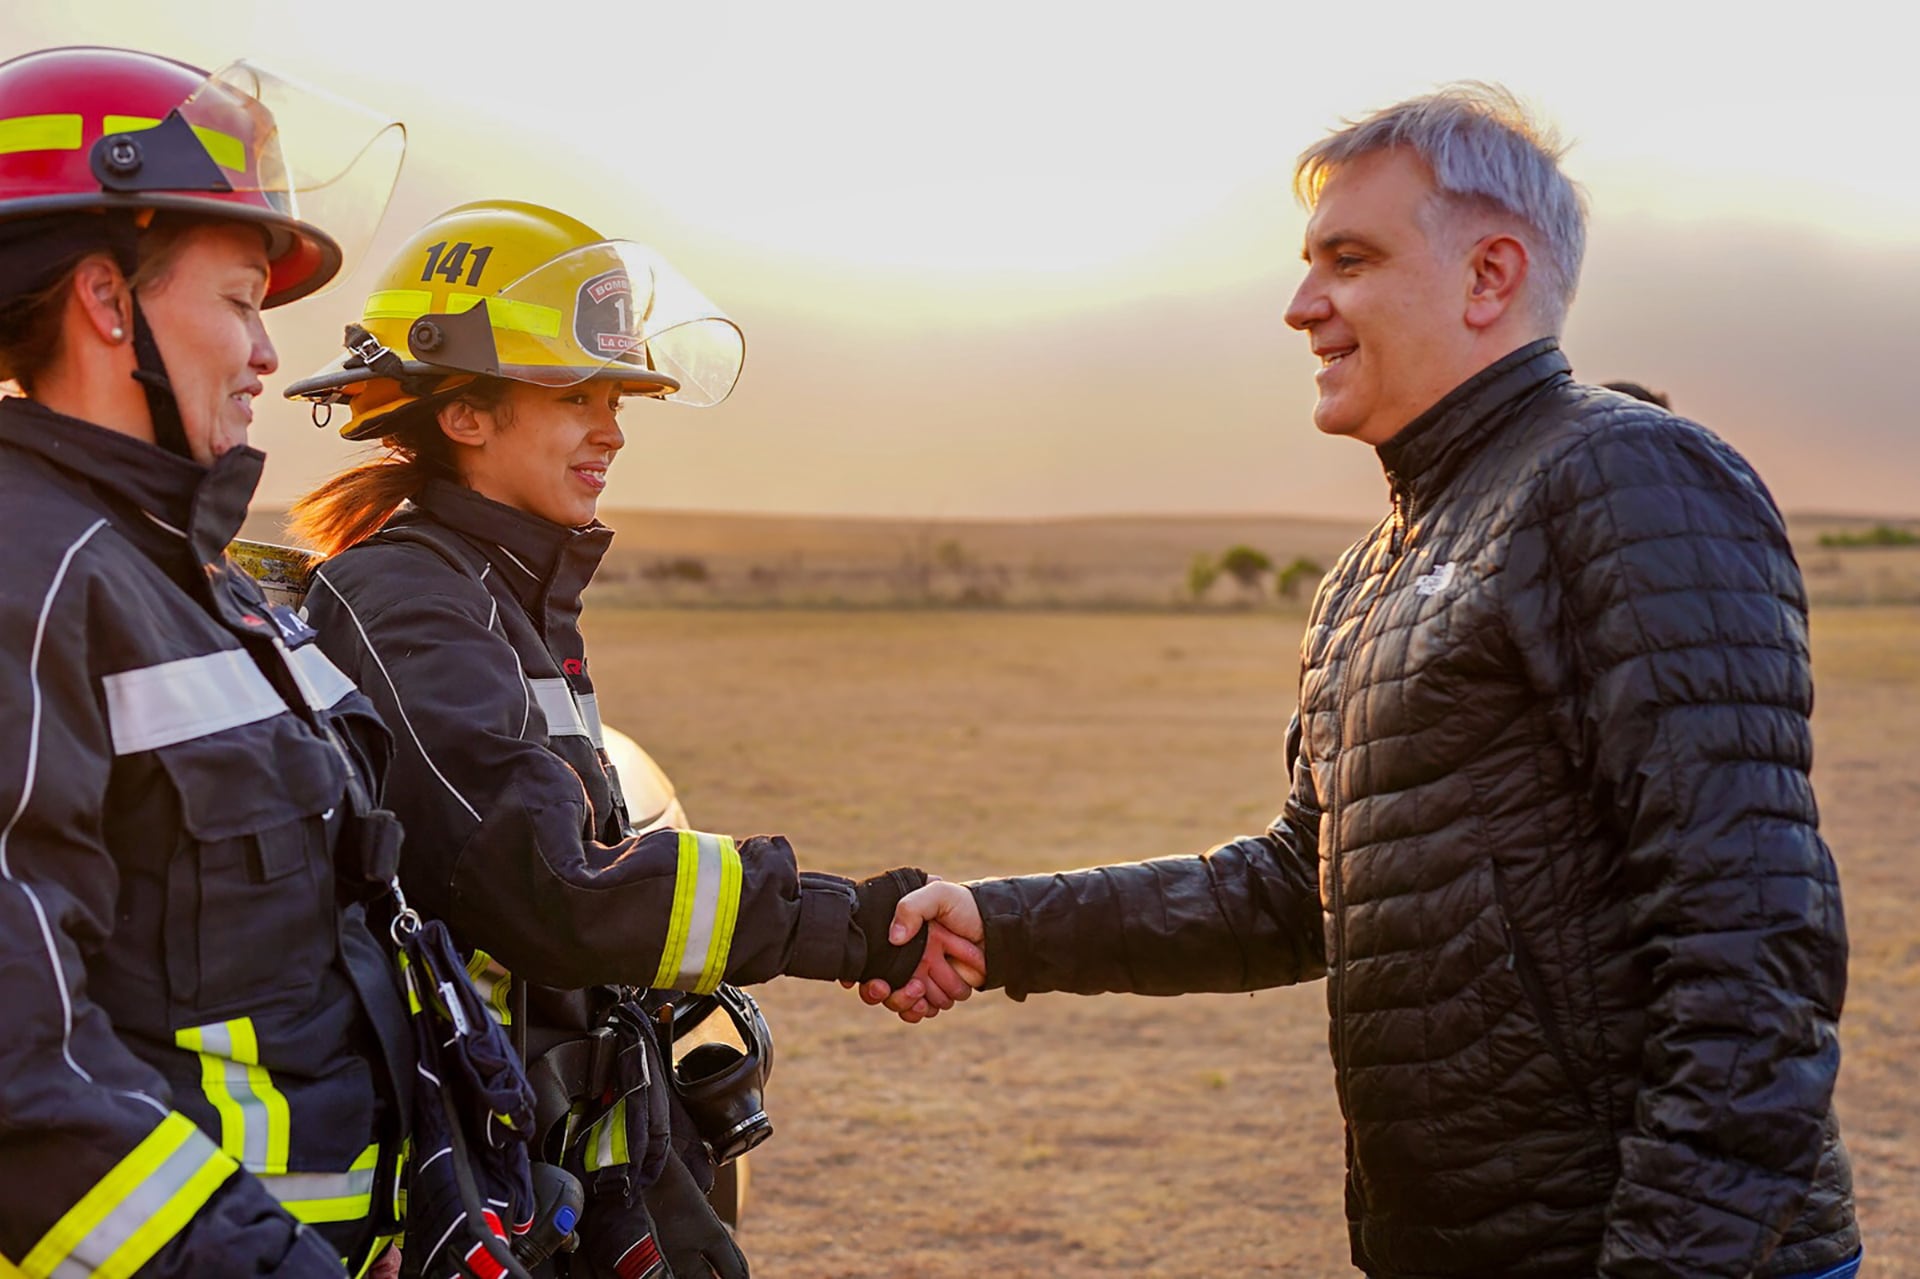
xmin=0 ymin=47 xmax=414 ymax=1277
xmin=283 ymin=200 xmax=977 ymax=1276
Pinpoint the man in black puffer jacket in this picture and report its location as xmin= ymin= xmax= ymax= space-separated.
xmin=869 ymin=85 xmax=1859 ymax=1279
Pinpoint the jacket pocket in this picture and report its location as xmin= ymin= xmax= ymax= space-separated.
xmin=1489 ymin=860 xmax=1601 ymax=1129
xmin=158 ymin=714 xmax=346 ymax=1018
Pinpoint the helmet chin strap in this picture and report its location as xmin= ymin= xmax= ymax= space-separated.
xmin=127 ymin=296 xmax=192 ymax=459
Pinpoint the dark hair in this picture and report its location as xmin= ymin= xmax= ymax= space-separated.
xmin=1601 ymin=380 xmax=1670 ymax=409
xmin=288 ymin=378 xmax=514 ymax=557
xmin=0 ymin=216 xmax=205 ymax=395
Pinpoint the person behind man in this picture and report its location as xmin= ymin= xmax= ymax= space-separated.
xmin=873 ymin=84 xmax=1858 ymax=1278
xmin=0 ymin=47 xmax=414 ymax=1276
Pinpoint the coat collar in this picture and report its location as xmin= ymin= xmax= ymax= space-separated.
xmin=1374 ymin=338 xmax=1571 ymax=511
xmin=0 ymin=395 xmax=262 ymax=566
xmin=410 ymin=478 xmax=613 ymax=645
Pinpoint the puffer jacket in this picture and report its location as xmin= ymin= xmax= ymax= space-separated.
xmin=0 ymin=398 xmax=413 ymax=1278
xmin=970 ymin=340 xmax=1856 ymax=1278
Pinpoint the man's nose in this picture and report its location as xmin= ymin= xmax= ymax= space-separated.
xmin=1284 ymin=276 xmax=1328 ymax=332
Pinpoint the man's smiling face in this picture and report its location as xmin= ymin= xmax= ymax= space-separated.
xmin=1284 ymin=147 xmax=1483 ymax=447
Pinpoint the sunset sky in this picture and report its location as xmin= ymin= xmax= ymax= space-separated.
xmin=8 ymin=1 xmax=1917 ymax=520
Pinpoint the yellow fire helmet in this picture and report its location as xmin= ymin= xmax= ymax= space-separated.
xmin=285 ymin=199 xmax=746 ymax=440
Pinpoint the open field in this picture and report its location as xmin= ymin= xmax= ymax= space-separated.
xmin=580 ymin=604 xmax=1920 ymax=1277
xmin=246 ymin=507 xmax=1920 ymax=609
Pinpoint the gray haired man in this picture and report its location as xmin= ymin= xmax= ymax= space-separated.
xmin=873 ymin=84 xmax=1860 ymax=1278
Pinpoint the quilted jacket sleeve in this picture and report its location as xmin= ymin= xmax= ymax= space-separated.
xmin=1529 ymin=417 xmax=1847 ymax=1278
xmin=969 ymin=713 xmax=1325 ymax=999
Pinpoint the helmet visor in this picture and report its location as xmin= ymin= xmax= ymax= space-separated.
xmin=411 ymin=239 xmax=745 ymax=407
xmin=171 ymin=60 xmax=406 ymax=289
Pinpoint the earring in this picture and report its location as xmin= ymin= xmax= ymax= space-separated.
xmin=110 ymin=325 xmax=125 ymax=342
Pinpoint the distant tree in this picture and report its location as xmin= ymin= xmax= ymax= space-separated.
xmin=1187 ymin=552 xmax=1220 ymax=601
xmin=1219 ymin=545 xmax=1274 ymax=589
xmin=642 ymin=556 xmax=710 ymax=583
xmin=1818 ymin=524 xmax=1919 ymax=548
xmin=1275 ymin=555 xmax=1325 ymax=600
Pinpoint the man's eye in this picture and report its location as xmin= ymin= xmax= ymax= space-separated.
xmin=1334 ymin=255 xmax=1363 ymax=271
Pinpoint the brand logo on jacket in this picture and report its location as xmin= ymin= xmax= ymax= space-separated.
xmin=1414 ymin=561 xmax=1457 ymax=597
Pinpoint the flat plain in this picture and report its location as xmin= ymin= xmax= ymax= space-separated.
xmin=581 ymin=603 xmax=1920 ymax=1278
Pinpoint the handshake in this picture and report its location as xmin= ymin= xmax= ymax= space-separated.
xmin=845 ymin=878 xmax=986 ymax=1024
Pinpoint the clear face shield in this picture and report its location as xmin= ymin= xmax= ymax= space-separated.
xmin=104 ymin=59 xmax=406 ymax=294
xmin=402 ymin=239 xmax=746 ymax=407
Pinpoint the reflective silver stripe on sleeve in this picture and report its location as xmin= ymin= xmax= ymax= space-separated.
xmin=102 ymin=649 xmax=283 ymax=755
xmin=527 ymin=677 xmax=589 ymax=738
xmin=25 ymin=1112 xmax=238 ymax=1279
xmin=259 ymin=1145 xmax=378 ymax=1224
xmin=575 ymin=692 xmax=605 ymax=748
xmin=280 ymin=640 xmax=356 ymax=712
xmin=673 ymin=832 xmax=728 ymax=988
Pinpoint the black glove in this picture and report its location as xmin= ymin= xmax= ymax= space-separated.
xmin=642 ymin=1148 xmax=750 ymax=1279
xmin=851 ymin=867 xmax=930 ymax=988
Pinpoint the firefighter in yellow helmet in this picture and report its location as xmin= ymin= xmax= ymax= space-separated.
xmin=285 ymin=201 xmax=980 ymax=1277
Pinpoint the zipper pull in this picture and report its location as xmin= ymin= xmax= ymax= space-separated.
xmin=1387 ymin=472 xmax=1408 ymax=556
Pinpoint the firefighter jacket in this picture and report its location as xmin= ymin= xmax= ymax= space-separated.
xmin=304 ymin=479 xmax=877 ymax=1051
xmin=967 ymin=342 xmax=1856 ymax=1278
xmin=0 ymin=399 xmax=414 ymax=1278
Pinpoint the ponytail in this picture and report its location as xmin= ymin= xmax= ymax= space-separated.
xmin=288 ymin=448 xmax=441 ymax=557
xmin=288 ymin=379 xmax=515 ymax=558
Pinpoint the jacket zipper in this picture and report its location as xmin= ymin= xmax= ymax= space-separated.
xmin=1327 ymin=470 xmax=1410 ymax=1201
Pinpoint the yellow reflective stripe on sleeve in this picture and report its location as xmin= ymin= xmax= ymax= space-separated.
xmin=19 ymin=1112 xmax=238 ymax=1279
xmin=653 ymin=832 xmax=742 ymax=993
xmin=0 ymin=113 xmax=82 ymax=155
xmin=446 ymin=293 xmax=562 ymax=338
xmin=173 ymin=1019 xmax=290 ymax=1174
xmin=262 ymin=1144 xmax=379 ymax=1225
xmin=581 ymin=1103 xmax=628 ymax=1173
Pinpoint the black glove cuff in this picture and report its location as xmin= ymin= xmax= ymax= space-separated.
xmin=852 ymin=867 xmax=930 ymax=987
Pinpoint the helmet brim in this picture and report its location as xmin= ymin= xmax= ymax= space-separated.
xmin=286 ymin=356 xmax=682 ymax=441
xmin=0 ymin=192 xmax=342 ymax=306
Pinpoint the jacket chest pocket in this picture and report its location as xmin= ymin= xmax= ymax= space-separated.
xmin=157 ymin=716 xmax=346 ymax=1020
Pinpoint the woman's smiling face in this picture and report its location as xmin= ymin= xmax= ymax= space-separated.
xmin=449 ymin=379 xmax=628 ymax=527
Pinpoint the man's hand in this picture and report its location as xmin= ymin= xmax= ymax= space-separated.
xmin=860 ymin=881 xmax=986 ymax=1023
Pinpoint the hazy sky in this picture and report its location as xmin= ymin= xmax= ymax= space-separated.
xmin=7 ymin=1 xmax=1917 ymax=519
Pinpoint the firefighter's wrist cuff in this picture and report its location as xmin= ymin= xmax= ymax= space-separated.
xmin=852 ymin=867 xmax=930 ymax=987
xmin=789 ymin=872 xmax=859 ymax=981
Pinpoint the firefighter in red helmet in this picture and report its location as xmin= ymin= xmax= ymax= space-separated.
xmin=0 ymin=46 xmax=412 ymax=1277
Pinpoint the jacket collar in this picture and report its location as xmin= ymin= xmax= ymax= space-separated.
xmin=0 ymin=395 xmax=262 ymax=565
xmin=1374 ymin=338 xmax=1570 ymax=510
xmin=411 ymin=477 xmax=613 ymax=645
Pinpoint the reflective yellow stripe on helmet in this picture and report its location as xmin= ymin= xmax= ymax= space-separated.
xmin=361 ymin=288 xmax=561 ymax=338
xmin=174 ymin=1019 xmax=291 ymax=1174
xmin=100 ymin=115 xmax=247 ymax=173
xmin=19 ymin=1112 xmax=238 ymax=1279
xmin=653 ymin=831 xmax=743 ymax=995
xmin=0 ymin=113 xmax=82 ymax=155
xmin=262 ymin=1144 xmax=379 ymax=1225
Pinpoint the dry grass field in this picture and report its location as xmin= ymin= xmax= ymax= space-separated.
xmin=579 ymin=603 xmax=1920 ymax=1278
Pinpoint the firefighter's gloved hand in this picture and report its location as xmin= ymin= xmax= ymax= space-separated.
xmin=642 ymin=1148 xmax=750 ymax=1279
xmin=852 ymin=867 xmax=930 ymax=989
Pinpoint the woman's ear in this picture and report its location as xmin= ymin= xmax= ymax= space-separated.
xmin=437 ymin=397 xmax=489 ymax=448
xmin=70 ymin=253 xmax=131 ymax=345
